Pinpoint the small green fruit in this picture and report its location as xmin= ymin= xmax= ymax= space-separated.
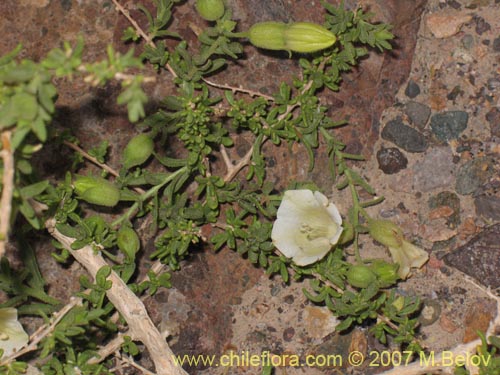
xmin=248 ymin=22 xmax=287 ymax=51
xmin=117 ymin=226 xmax=140 ymax=260
xmin=346 ymin=264 xmax=377 ymax=289
xmin=284 ymin=22 xmax=336 ymax=53
xmin=370 ymin=260 xmax=399 ymax=287
xmin=247 ymin=22 xmax=336 ymax=53
xmin=122 ymin=133 xmax=154 ymax=170
xmin=73 ymin=175 xmax=121 ymax=207
xmin=195 ymin=0 xmax=225 ymax=21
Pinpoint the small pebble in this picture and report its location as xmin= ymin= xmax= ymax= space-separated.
xmin=474 ymin=16 xmax=491 ymax=35
xmin=455 ymin=157 xmax=493 ymax=195
xmin=376 ymin=147 xmax=408 ymax=174
xmin=405 ymin=79 xmax=421 ymax=98
xmin=493 ymin=36 xmax=500 ymax=52
xmin=485 ymin=107 xmax=500 ymax=137
xmin=381 ymin=118 xmax=428 ymax=152
xmin=430 ymin=110 xmax=469 ymax=142
xmin=405 ymin=101 xmax=431 ymax=129
xmin=461 ymin=34 xmax=474 ymax=49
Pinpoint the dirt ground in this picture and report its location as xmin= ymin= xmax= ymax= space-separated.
xmin=0 ymin=0 xmax=499 ymax=374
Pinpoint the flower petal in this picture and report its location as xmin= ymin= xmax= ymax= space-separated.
xmin=388 ymin=241 xmax=429 ymax=279
xmin=0 ymin=308 xmax=29 ymax=357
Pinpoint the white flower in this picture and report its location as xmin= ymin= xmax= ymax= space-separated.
xmin=271 ymin=190 xmax=343 ymax=266
xmin=0 ymin=307 xmax=29 ymax=357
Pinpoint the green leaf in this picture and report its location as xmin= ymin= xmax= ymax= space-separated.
xmin=19 ymin=180 xmax=50 ymax=199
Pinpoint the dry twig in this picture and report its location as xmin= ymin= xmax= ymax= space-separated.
xmin=0 ymin=130 xmax=14 ymax=259
xmin=46 ymin=218 xmax=187 ymax=375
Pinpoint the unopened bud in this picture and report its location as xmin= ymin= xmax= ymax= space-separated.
xmin=73 ymin=175 xmax=121 ymax=207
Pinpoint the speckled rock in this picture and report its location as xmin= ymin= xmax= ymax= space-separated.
xmin=413 ymin=147 xmax=456 ymax=192
xmin=430 ymin=110 xmax=469 ymax=142
xmin=455 ymin=157 xmax=494 ymax=195
xmin=474 ymin=195 xmax=500 ymax=221
xmin=376 ymin=146 xmax=408 ymax=174
xmin=405 ymin=101 xmax=431 ymax=129
xmin=405 ymin=79 xmax=421 ymax=98
xmin=443 ymin=224 xmax=500 ymax=289
xmin=381 ymin=117 xmax=428 ymax=152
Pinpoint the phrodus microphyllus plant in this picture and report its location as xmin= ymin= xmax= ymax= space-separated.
xmin=368 ymin=219 xmax=429 ymax=279
xmin=0 ymin=308 xmax=29 ymax=357
xmin=271 ymin=190 xmax=343 ymax=266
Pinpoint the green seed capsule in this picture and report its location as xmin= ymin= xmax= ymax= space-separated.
xmin=346 ymin=265 xmax=377 ymax=289
xmin=368 ymin=219 xmax=404 ymax=249
xmin=122 ymin=133 xmax=154 ymax=170
xmin=195 ymin=0 xmax=225 ymax=21
xmin=248 ymin=22 xmax=287 ymax=51
xmin=73 ymin=175 xmax=121 ymax=207
xmin=284 ymin=22 xmax=336 ymax=53
xmin=370 ymin=260 xmax=399 ymax=287
xmin=117 ymin=226 xmax=140 ymax=260
xmin=247 ymin=22 xmax=336 ymax=53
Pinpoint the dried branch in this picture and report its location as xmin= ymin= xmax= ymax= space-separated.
xmin=0 ymin=130 xmax=15 ymax=259
xmin=46 ymin=218 xmax=188 ymax=375
xmin=202 ymin=78 xmax=275 ymax=101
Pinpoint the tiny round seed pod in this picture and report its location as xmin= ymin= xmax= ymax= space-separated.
xmin=248 ymin=22 xmax=287 ymax=51
xmin=195 ymin=0 xmax=225 ymax=21
xmin=122 ymin=133 xmax=154 ymax=170
xmin=73 ymin=175 xmax=121 ymax=207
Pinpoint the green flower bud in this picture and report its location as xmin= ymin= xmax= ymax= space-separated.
xmin=195 ymin=0 xmax=225 ymax=21
xmin=122 ymin=133 xmax=154 ymax=170
xmin=247 ymin=22 xmax=336 ymax=53
xmin=117 ymin=226 xmax=140 ymax=260
xmin=368 ymin=219 xmax=404 ymax=249
xmin=284 ymin=22 xmax=336 ymax=53
xmin=73 ymin=175 xmax=121 ymax=207
xmin=346 ymin=264 xmax=377 ymax=289
xmin=370 ymin=260 xmax=399 ymax=288
xmin=248 ymin=22 xmax=287 ymax=51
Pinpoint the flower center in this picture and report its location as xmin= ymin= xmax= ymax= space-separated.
xmin=299 ymin=222 xmax=333 ymax=240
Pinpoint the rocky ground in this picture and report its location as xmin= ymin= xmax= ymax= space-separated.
xmin=0 ymin=0 xmax=499 ymax=374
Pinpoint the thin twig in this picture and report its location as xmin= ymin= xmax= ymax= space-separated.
xmin=202 ymin=78 xmax=275 ymax=101
xmin=63 ymin=140 xmax=119 ymax=178
xmin=111 ymin=0 xmax=178 ymax=78
xmin=46 ymin=218 xmax=187 ymax=375
xmin=63 ymin=140 xmax=146 ymax=195
xmin=0 ymin=130 xmax=15 ymax=259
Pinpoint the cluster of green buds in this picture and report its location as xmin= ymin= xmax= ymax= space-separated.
xmin=346 ymin=260 xmax=399 ymax=289
xmin=247 ymin=21 xmax=337 ymax=53
xmin=73 ymin=175 xmax=121 ymax=207
xmin=195 ymin=0 xmax=225 ymax=21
